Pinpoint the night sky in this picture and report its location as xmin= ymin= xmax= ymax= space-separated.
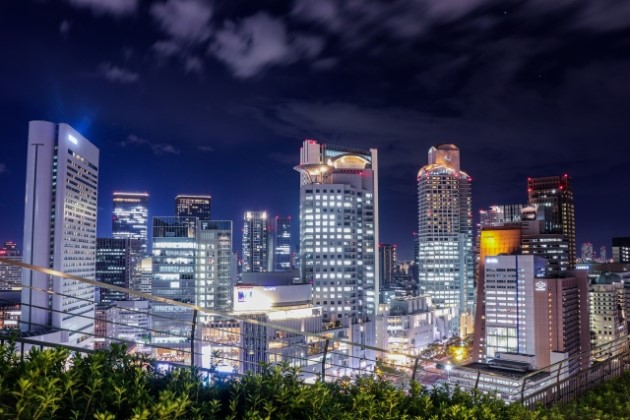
xmin=1 ymin=0 xmax=630 ymax=259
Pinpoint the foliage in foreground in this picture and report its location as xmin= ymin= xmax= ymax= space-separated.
xmin=0 ymin=342 xmax=628 ymax=419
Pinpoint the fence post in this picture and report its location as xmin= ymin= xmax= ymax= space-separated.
xmin=190 ymin=309 xmax=198 ymax=368
xmin=555 ymin=360 xmax=563 ymax=402
xmin=474 ymin=370 xmax=481 ymax=389
xmin=520 ymin=376 xmax=528 ymax=403
xmin=321 ymin=339 xmax=329 ymax=381
xmin=411 ymin=357 xmax=420 ymax=383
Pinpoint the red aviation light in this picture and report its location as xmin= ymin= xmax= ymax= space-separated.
xmin=0 ymin=250 xmax=6 ymax=256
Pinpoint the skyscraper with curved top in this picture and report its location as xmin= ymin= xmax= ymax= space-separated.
xmin=295 ymin=139 xmax=379 ymax=326
xmin=417 ymin=144 xmax=473 ymax=334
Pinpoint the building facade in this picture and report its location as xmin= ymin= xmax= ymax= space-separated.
xmin=295 ymin=139 xmax=379 ymax=327
xmin=112 ymin=192 xmax=149 ymax=253
xmin=21 ymin=121 xmax=98 ymax=347
xmin=96 ymin=238 xmax=142 ymax=303
xmin=379 ymin=243 xmax=397 ymax=289
xmin=472 ymin=225 xmax=523 ymax=362
xmin=197 ymin=220 xmax=234 ymax=312
xmin=589 ymin=273 xmax=627 ymax=358
xmin=416 ymin=144 xmax=473 ymax=330
xmin=175 ymin=195 xmax=211 ymax=220
xmin=0 ymin=241 xmax=22 ymax=290
xmin=269 ymin=216 xmax=292 ymax=271
xmin=242 ymin=211 xmax=269 ymax=273
xmin=151 ymin=217 xmax=198 ymax=348
xmin=612 ymin=237 xmax=630 ymax=263
xmin=483 ymin=255 xmax=590 ymax=371
xmin=527 ymin=175 xmax=576 ymax=268
xmin=151 ymin=217 xmax=234 ymax=351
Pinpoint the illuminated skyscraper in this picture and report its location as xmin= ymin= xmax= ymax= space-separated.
xmin=21 ymin=121 xmax=99 ymax=347
xmin=112 ymin=192 xmax=148 ymax=253
xmin=416 ymin=144 xmax=473 ymax=329
xmin=527 ymin=175 xmax=576 ymax=268
xmin=96 ymin=238 xmax=142 ymax=303
xmin=472 ymin=224 xmax=522 ymax=361
xmin=151 ymin=217 xmax=233 ymax=350
xmin=269 ymin=216 xmax=292 ymax=271
xmin=242 ymin=211 xmax=269 ymax=273
xmin=175 ymin=195 xmax=211 ymax=220
xmin=295 ymin=139 xmax=379 ymax=326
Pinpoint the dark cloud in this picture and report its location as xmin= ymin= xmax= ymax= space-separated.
xmin=66 ymin=0 xmax=138 ymax=15
xmin=122 ymin=135 xmax=180 ymax=155
xmin=98 ymin=62 xmax=139 ymax=83
xmin=209 ymin=12 xmax=324 ymax=78
xmin=0 ymin=163 xmax=7 ymax=175
xmin=150 ymin=0 xmax=213 ymax=44
xmin=59 ymin=20 xmax=71 ymax=37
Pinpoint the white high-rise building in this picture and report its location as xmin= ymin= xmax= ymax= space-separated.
xmin=295 ymin=139 xmax=379 ymax=327
xmin=21 ymin=121 xmax=99 ymax=347
xmin=416 ymin=144 xmax=473 ymax=332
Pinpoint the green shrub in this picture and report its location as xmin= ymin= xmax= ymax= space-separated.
xmin=1 ymin=341 xmax=629 ymax=419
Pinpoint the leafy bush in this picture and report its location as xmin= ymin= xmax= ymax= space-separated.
xmin=0 ymin=340 xmax=629 ymax=419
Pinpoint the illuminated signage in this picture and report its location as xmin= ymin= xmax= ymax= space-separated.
xmin=68 ymin=134 xmax=78 ymax=145
xmin=238 ymin=290 xmax=253 ymax=303
xmin=486 ymin=257 xmax=499 ymax=264
xmin=535 ymin=281 xmax=547 ymax=292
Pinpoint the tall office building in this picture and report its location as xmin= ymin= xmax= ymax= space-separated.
xmin=96 ymin=238 xmax=142 ymax=303
xmin=175 ymin=195 xmax=211 ymax=220
xmin=416 ymin=144 xmax=473 ymax=325
xmin=527 ymin=175 xmax=576 ymax=268
xmin=112 ymin=192 xmax=149 ymax=253
xmin=379 ymin=243 xmax=397 ymax=289
xmin=151 ymin=217 xmax=233 ymax=350
xmin=242 ymin=211 xmax=269 ymax=273
xmin=0 ymin=241 xmax=22 ymax=290
xmin=197 ymin=220 xmax=234 ymax=312
xmin=483 ymin=255 xmax=590 ymax=371
xmin=581 ymin=242 xmax=594 ymax=262
xmin=21 ymin=121 xmax=99 ymax=347
xmin=472 ymin=224 xmax=523 ymax=361
xmin=600 ymin=245 xmax=607 ymax=262
xmin=295 ymin=139 xmax=379 ymax=326
xmin=269 ymin=216 xmax=292 ymax=271
xmin=152 ymin=217 xmax=198 ymax=348
xmin=612 ymin=237 xmax=630 ymax=263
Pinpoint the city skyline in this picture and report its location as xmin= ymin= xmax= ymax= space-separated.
xmin=2 ymin=1 xmax=630 ymax=259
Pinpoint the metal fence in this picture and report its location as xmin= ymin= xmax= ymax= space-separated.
xmin=2 ymin=256 xmax=630 ymax=409
xmin=0 ymin=258 xmax=448 ymax=386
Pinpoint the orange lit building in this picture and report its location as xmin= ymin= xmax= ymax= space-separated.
xmin=472 ymin=225 xmax=522 ymax=362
